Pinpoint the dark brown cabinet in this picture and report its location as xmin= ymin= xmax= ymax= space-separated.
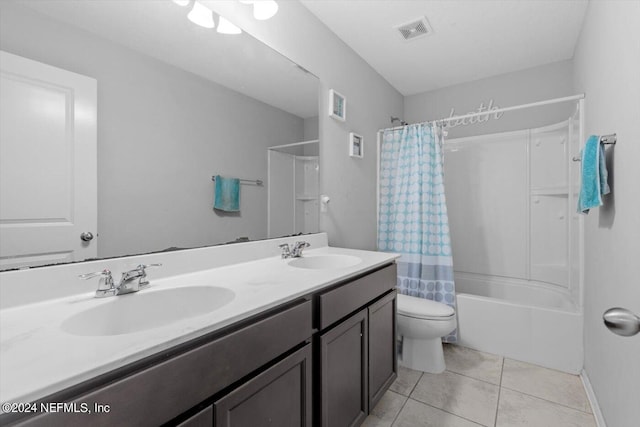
xmin=319 ymin=309 xmax=368 ymax=427
xmin=176 ymin=407 xmax=213 ymax=427
xmin=367 ymin=292 xmax=397 ymax=410
xmin=215 ymin=344 xmax=312 ymax=427
xmin=317 ymin=265 xmax=398 ymax=427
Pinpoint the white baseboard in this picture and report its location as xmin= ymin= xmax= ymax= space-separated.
xmin=581 ymin=370 xmax=607 ymax=427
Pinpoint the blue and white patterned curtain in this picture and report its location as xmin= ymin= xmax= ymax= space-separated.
xmin=378 ymin=123 xmax=457 ymax=342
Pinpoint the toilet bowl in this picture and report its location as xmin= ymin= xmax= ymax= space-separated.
xmin=397 ymin=293 xmax=457 ymax=374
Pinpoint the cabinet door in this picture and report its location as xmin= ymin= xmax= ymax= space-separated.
xmin=214 ymin=343 xmax=312 ymax=427
xmin=368 ymin=291 xmax=397 ymax=410
xmin=177 ymin=406 xmax=213 ymax=427
xmin=319 ymin=309 xmax=368 ymax=427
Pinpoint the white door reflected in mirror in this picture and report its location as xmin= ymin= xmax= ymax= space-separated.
xmin=0 ymin=51 xmax=97 ymax=270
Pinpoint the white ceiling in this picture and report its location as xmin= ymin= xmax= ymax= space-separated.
xmin=300 ymin=0 xmax=589 ymax=95
xmin=13 ymin=0 xmax=318 ymax=118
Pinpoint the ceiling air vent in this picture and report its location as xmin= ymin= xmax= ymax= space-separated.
xmin=395 ymin=17 xmax=433 ymax=41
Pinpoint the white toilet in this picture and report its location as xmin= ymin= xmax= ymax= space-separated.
xmin=397 ymin=293 xmax=457 ymax=374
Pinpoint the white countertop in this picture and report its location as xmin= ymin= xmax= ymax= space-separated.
xmin=0 ymin=245 xmax=398 ymax=407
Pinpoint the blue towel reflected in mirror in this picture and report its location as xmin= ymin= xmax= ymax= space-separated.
xmin=214 ymin=175 xmax=240 ymax=212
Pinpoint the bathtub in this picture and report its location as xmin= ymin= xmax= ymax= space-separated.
xmin=454 ymin=274 xmax=583 ymax=374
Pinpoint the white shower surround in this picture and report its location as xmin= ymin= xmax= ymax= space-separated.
xmin=376 ymin=97 xmax=586 ymax=375
xmin=443 ymin=112 xmax=584 ymax=374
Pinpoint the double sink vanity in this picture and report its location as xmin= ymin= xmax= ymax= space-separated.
xmin=0 ymin=233 xmax=399 ymax=426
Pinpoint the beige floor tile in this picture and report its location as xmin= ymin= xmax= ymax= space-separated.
xmin=389 ymin=365 xmax=423 ymax=396
xmin=393 ymin=399 xmax=483 ymax=427
xmin=410 ymin=370 xmax=499 ymax=426
xmin=368 ymin=390 xmax=408 ymax=425
xmin=501 ymin=358 xmax=592 ymax=413
xmin=362 ymin=414 xmax=392 ymax=427
xmin=444 ymin=344 xmax=504 ymax=385
xmin=496 ymin=388 xmax=597 ymax=427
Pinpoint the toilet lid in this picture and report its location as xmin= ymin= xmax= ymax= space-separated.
xmin=397 ymin=293 xmax=455 ymax=320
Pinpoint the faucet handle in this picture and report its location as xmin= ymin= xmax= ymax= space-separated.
xmin=78 ymin=269 xmax=112 ymax=280
xmin=279 ymin=243 xmax=291 ymax=259
xmin=79 ymin=269 xmax=116 ymax=298
xmin=291 ymin=241 xmax=310 ymax=257
xmin=137 ymin=263 xmax=163 ymax=270
xmin=136 ymin=263 xmax=162 ymax=287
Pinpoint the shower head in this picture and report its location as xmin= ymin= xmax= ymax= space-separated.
xmin=391 ymin=116 xmax=408 ymax=126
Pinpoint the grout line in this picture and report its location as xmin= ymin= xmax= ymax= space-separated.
xmin=443 ymin=368 xmax=503 ymax=390
xmin=407 ymin=371 xmax=424 ymax=397
xmin=407 ymin=398 xmax=487 ymax=427
xmin=500 ymin=385 xmax=594 ymax=415
xmin=389 ymin=393 xmax=411 ymax=427
xmin=444 ymin=367 xmax=503 ymax=387
xmin=493 ymin=358 xmax=505 ymax=427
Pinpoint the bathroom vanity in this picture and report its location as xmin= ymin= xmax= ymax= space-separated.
xmin=0 ymin=234 xmax=398 ymax=427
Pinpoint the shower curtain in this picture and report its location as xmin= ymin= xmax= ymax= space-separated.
xmin=378 ymin=123 xmax=457 ymax=342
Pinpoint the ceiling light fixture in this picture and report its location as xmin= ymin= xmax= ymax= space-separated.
xmin=187 ymin=1 xmax=215 ymax=28
xmin=252 ymin=1 xmax=278 ymax=20
xmin=217 ymin=16 xmax=242 ymax=35
xmin=172 ymin=0 xmax=191 ymax=6
xmin=239 ymin=0 xmax=278 ymax=21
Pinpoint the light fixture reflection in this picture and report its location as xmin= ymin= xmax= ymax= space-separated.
xmin=217 ymin=16 xmax=242 ymax=35
xmin=252 ymin=0 xmax=278 ymax=20
xmin=187 ymin=1 xmax=215 ymax=28
xmin=172 ymin=0 xmax=191 ymax=6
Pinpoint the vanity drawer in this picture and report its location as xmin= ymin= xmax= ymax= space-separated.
xmin=176 ymin=406 xmax=213 ymax=427
xmin=17 ymin=299 xmax=313 ymax=427
xmin=318 ymin=263 xmax=396 ymax=330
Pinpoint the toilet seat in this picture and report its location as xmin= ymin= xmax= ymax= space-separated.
xmin=397 ymin=294 xmax=455 ymax=320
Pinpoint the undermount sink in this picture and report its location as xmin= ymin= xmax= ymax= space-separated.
xmin=61 ymin=286 xmax=235 ymax=336
xmin=288 ymin=254 xmax=362 ymax=270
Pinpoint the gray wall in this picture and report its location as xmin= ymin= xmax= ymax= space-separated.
xmin=405 ymin=60 xmax=575 ymax=139
xmin=0 ymin=3 xmax=304 ymax=258
xmin=303 ymin=116 xmax=319 ymax=141
xmin=207 ymin=1 xmax=404 ymax=250
xmin=573 ymin=2 xmax=640 ymax=426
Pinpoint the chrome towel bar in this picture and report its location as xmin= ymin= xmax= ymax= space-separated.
xmin=211 ymin=176 xmax=263 ymax=186
xmin=572 ymin=133 xmax=616 ymax=161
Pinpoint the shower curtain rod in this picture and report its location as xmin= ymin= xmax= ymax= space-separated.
xmin=378 ymin=93 xmax=585 ymax=133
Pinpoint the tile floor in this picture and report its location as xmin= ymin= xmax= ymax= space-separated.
xmin=363 ymin=344 xmax=596 ymax=427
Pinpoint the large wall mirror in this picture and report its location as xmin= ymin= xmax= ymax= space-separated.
xmin=0 ymin=0 xmax=319 ymax=271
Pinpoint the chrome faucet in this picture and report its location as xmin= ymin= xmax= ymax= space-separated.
xmin=80 ymin=263 xmax=162 ymax=298
xmin=117 ymin=263 xmax=162 ymax=294
xmin=279 ymin=243 xmax=292 ymax=259
xmin=291 ymin=241 xmax=310 ymax=257
xmin=279 ymin=241 xmax=310 ymax=259
xmin=78 ymin=269 xmax=117 ymax=298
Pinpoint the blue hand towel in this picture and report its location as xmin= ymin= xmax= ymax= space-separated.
xmin=577 ymin=135 xmax=610 ymax=214
xmin=214 ymin=175 xmax=240 ymax=212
